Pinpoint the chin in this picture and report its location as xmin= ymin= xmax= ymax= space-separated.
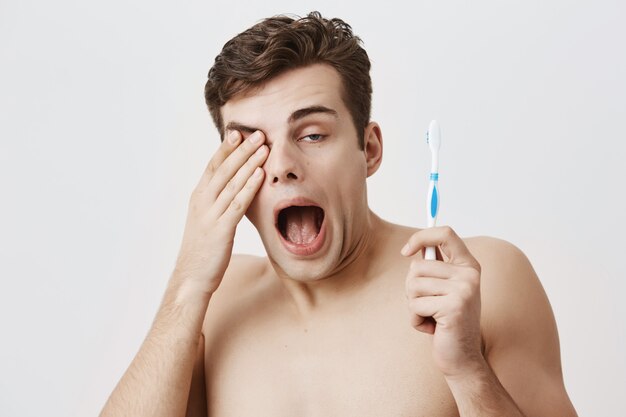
xmin=267 ymin=251 xmax=341 ymax=282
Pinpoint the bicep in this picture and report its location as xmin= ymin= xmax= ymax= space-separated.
xmin=185 ymin=332 xmax=207 ymax=417
xmin=477 ymin=238 xmax=578 ymax=417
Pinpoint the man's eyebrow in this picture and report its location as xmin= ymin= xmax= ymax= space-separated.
xmin=288 ymin=105 xmax=338 ymax=123
xmin=224 ymin=122 xmax=259 ymax=134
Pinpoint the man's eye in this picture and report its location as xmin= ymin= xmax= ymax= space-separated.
xmin=300 ymin=134 xmax=324 ymax=142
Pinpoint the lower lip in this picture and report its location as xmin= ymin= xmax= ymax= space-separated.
xmin=277 ymin=216 xmax=327 ymax=256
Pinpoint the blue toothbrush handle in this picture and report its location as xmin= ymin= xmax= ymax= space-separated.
xmin=425 ymin=173 xmax=439 ymax=260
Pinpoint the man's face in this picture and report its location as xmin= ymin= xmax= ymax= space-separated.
xmin=222 ymin=64 xmax=374 ymax=281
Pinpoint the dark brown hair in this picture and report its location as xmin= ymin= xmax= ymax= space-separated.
xmin=204 ymin=11 xmax=372 ymax=148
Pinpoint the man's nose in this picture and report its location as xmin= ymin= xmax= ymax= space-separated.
xmin=264 ymin=139 xmax=302 ymax=185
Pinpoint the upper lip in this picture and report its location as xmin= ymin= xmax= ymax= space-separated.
xmin=273 ymin=197 xmax=324 ymax=227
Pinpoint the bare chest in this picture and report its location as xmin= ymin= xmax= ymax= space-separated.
xmin=204 ymin=289 xmax=459 ymax=417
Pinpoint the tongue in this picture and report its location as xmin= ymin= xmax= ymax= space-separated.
xmin=285 ymin=206 xmax=319 ymax=245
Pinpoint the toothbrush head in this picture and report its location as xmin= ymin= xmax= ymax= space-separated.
xmin=426 ymin=120 xmax=441 ymax=153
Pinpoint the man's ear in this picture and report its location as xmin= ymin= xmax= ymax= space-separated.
xmin=363 ymin=121 xmax=383 ymax=177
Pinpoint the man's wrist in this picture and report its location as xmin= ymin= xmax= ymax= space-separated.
xmin=156 ymin=272 xmax=214 ymax=336
xmin=149 ymin=278 xmax=212 ymax=344
xmin=171 ymin=280 xmax=213 ymax=308
xmin=168 ymin=269 xmax=216 ymax=305
xmin=443 ymin=358 xmax=525 ymax=417
xmin=443 ymin=356 xmax=491 ymax=386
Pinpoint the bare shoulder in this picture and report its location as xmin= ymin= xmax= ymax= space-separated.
xmin=465 ymin=236 xmax=578 ymax=410
xmin=463 ymin=236 xmax=553 ymax=341
xmin=202 ymin=254 xmax=271 ymax=332
xmin=463 ymin=235 xmax=545 ymax=299
xmin=218 ymin=253 xmax=270 ymax=294
xmin=463 ymin=234 xmax=532 ymax=271
xmin=467 ymin=236 xmax=576 ymax=410
xmin=212 ymin=253 xmax=270 ymax=299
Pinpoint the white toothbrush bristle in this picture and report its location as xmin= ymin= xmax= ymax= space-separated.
xmin=427 ymin=120 xmax=441 ymax=152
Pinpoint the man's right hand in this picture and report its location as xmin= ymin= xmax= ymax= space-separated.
xmin=99 ymin=130 xmax=267 ymax=417
xmin=174 ymin=129 xmax=268 ymax=296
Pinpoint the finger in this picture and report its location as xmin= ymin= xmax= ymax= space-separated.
xmin=195 ymin=130 xmax=242 ymax=192
xmin=212 ymin=144 xmax=269 ymax=215
xmin=408 ymin=296 xmax=441 ymax=334
xmin=410 ymin=315 xmax=436 ymax=334
xmin=405 ymin=277 xmax=451 ymax=298
xmin=401 ymin=226 xmax=479 ymax=268
xmin=407 ymin=258 xmax=468 ymax=279
xmin=408 ymin=295 xmax=442 ymax=321
xmin=206 ymin=130 xmax=266 ymax=202
xmin=219 ymin=166 xmax=265 ymax=226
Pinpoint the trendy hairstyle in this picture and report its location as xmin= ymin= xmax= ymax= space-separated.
xmin=204 ymin=11 xmax=372 ymax=149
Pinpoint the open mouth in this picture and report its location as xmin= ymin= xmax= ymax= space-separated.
xmin=277 ymin=205 xmax=325 ymax=246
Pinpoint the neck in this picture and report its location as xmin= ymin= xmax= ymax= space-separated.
xmin=273 ymin=210 xmax=393 ymax=317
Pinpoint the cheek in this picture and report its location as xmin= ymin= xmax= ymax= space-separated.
xmin=325 ymin=161 xmax=367 ymax=203
xmin=244 ymin=184 xmax=270 ymax=228
xmin=330 ymin=155 xmax=368 ymax=184
xmin=244 ymin=191 xmax=262 ymax=225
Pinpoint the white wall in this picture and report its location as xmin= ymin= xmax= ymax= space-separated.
xmin=1 ymin=1 xmax=624 ymax=415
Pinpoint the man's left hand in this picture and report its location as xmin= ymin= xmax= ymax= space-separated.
xmin=401 ymin=225 xmax=485 ymax=379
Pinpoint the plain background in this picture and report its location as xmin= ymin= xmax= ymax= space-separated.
xmin=1 ymin=0 xmax=624 ymax=415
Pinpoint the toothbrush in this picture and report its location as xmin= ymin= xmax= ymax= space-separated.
xmin=425 ymin=120 xmax=441 ymax=260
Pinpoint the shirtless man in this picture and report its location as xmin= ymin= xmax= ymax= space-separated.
xmin=100 ymin=12 xmax=578 ymax=417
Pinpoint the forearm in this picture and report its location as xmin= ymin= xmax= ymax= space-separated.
xmin=100 ymin=272 xmax=211 ymax=417
xmin=446 ymin=360 xmax=525 ymax=417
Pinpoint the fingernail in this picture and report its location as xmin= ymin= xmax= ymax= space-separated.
xmin=253 ymin=167 xmax=263 ymax=177
xmin=250 ymin=131 xmax=262 ymax=143
xmin=401 ymin=244 xmax=410 ymax=256
xmin=254 ymin=145 xmax=267 ymax=156
xmin=229 ymin=131 xmax=240 ymax=144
